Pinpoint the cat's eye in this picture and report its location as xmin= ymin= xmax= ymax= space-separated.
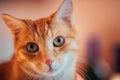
xmin=53 ymin=36 xmax=65 ymax=47
xmin=26 ymin=42 xmax=39 ymax=53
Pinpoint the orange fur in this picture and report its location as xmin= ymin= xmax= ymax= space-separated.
xmin=1 ymin=0 xmax=79 ymax=80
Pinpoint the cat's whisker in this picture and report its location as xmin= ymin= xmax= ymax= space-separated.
xmin=76 ymin=67 xmax=91 ymax=80
xmin=76 ymin=58 xmax=93 ymax=80
xmin=77 ymin=58 xmax=88 ymax=62
xmin=23 ymin=71 xmax=33 ymax=80
xmin=76 ymin=58 xmax=93 ymax=67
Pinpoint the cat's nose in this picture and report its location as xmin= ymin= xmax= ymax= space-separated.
xmin=45 ymin=59 xmax=52 ymax=66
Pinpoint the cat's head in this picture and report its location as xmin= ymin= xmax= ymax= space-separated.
xmin=2 ymin=0 xmax=78 ymax=78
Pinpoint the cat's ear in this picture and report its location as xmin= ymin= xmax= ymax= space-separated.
xmin=2 ymin=13 xmax=26 ymax=36
xmin=55 ymin=0 xmax=74 ymax=26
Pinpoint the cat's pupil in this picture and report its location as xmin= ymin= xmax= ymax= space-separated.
xmin=30 ymin=44 xmax=33 ymax=48
xmin=26 ymin=42 xmax=39 ymax=53
xmin=53 ymin=36 xmax=65 ymax=47
xmin=57 ymin=38 xmax=61 ymax=43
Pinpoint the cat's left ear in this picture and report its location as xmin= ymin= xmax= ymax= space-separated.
xmin=2 ymin=13 xmax=26 ymax=36
xmin=55 ymin=0 xmax=74 ymax=26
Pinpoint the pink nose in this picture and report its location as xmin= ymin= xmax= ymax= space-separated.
xmin=45 ymin=59 xmax=52 ymax=66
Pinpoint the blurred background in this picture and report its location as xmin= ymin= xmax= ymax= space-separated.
xmin=0 ymin=0 xmax=120 ymax=80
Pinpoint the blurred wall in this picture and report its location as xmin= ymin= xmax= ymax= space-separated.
xmin=0 ymin=0 xmax=120 ymax=72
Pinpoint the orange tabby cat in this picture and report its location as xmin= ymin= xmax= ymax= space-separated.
xmin=0 ymin=0 xmax=80 ymax=80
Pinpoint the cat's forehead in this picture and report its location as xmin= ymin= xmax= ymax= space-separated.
xmin=23 ymin=18 xmax=52 ymax=39
xmin=34 ymin=18 xmax=51 ymax=36
xmin=22 ymin=17 xmax=73 ymax=45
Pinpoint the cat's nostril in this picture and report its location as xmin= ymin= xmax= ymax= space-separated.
xmin=45 ymin=59 xmax=52 ymax=66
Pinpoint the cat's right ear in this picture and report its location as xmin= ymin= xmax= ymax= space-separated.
xmin=2 ymin=13 xmax=26 ymax=36
xmin=55 ymin=0 xmax=74 ymax=26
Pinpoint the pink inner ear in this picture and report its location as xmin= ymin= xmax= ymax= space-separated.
xmin=62 ymin=16 xmax=71 ymax=24
xmin=56 ymin=0 xmax=73 ymax=24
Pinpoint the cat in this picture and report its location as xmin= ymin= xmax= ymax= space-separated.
xmin=0 ymin=0 xmax=79 ymax=80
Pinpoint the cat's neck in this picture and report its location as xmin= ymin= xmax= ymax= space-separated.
xmin=2 ymin=55 xmax=26 ymax=80
xmin=0 ymin=58 xmax=15 ymax=80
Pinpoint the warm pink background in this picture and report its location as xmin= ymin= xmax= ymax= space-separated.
xmin=0 ymin=0 xmax=120 ymax=76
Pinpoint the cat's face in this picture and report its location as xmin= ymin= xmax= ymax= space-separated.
xmin=2 ymin=0 xmax=78 ymax=78
xmin=14 ymin=18 xmax=77 ymax=77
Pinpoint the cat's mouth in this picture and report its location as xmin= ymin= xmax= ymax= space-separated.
xmin=47 ymin=67 xmax=57 ymax=73
xmin=46 ymin=63 xmax=57 ymax=73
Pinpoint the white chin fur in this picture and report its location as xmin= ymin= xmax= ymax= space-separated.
xmin=50 ymin=52 xmax=76 ymax=80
